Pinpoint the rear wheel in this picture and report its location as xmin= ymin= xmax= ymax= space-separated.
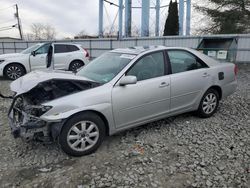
xmin=69 ymin=60 xmax=84 ymax=72
xmin=4 ymin=64 xmax=25 ymax=80
xmin=197 ymin=89 xmax=219 ymax=118
xmin=59 ymin=112 xmax=106 ymax=156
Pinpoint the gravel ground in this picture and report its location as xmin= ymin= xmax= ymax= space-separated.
xmin=0 ymin=64 xmax=249 ymax=188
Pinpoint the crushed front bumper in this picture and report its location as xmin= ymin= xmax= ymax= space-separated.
xmin=8 ymin=97 xmax=50 ymax=141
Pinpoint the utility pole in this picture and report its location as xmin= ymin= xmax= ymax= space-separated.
xmin=15 ymin=4 xmax=23 ymax=40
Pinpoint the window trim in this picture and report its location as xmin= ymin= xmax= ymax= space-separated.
xmin=165 ymin=49 xmax=209 ymax=75
xmin=124 ymin=50 xmax=169 ymax=82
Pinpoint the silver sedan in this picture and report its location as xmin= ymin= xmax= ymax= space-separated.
xmin=8 ymin=46 xmax=237 ymax=156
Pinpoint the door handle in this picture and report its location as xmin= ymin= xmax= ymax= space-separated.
xmin=159 ymin=82 xmax=170 ymax=88
xmin=202 ymin=72 xmax=210 ymax=77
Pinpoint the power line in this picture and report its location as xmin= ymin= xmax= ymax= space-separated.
xmin=0 ymin=25 xmax=17 ymax=32
xmin=0 ymin=19 xmax=16 ymax=25
xmin=0 ymin=5 xmax=15 ymax=12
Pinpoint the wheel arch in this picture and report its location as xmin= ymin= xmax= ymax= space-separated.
xmin=51 ymin=110 xmax=110 ymax=140
xmin=207 ymin=85 xmax=222 ymax=100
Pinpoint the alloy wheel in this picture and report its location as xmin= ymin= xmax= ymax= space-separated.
xmin=6 ymin=65 xmax=22 ymax=79
xmin=202 ymin=93 xmax=217 ymax=114
xmin=70 ymin=62 xmax=82 ymax=71
xmin=67 ymin=121 xmax=99 ymax=152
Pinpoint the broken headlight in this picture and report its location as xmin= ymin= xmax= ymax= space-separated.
xmin=23 ymin=105 xmax=52 ymax=117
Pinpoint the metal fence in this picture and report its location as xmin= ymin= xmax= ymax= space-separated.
xmin=0 ymin=34 xmax=250 ymax=63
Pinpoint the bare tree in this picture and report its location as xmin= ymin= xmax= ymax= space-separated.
xmin=27 ymin=23 xmax=56 ymax=40
xmin=42 ymin=24 xmax=56 ymax=40
xmin=30 ymin=23 xmax=43 ymax=40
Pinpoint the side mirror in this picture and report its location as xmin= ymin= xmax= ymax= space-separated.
xmin=119 ymin=76 xmax=137 ymax=86
xmin=31 ymin=51 xmax=36 ymax=56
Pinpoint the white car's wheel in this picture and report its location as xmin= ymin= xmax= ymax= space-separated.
xmin=4 ymin=64 xmax=25 ymax=80
xmin=59 ymin=112 xmax=106 ymax=156
xmin=197 ymin=88 xmax=219 ymax=118
xmin=69 ymin=60 xmax=84 ymax=72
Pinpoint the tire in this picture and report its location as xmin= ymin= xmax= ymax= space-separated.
xmin=69 ymin=60 xmax=84 ymax=72
xmin=59 ymin=112 xmax=106 ymax=156
xmin=4 ymin=64 xmax=26 ymax=80
xmin=197 ymin=89 xmax=219 ymax=118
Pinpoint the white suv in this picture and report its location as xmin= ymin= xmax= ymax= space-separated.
xmin=0 ymin=43 xmax=90 ymax=80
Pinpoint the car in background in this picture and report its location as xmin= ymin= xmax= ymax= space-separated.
xmin=0 ymin=43 xmax=90 ymax=80
xmin=7 ymin=46 xmax=237 ymax=156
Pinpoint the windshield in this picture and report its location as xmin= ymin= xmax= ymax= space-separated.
xmin=77 ymin=52 xmax=135 ymax=84
xmin=20 ymin=44 xmax=42 ymax=54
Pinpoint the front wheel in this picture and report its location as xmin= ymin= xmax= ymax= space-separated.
xmin=4 ymin=64 xmax=25 ymax=80
xmin=59 ymin=112 xmax=106 ymax=156
xmin=197 ymin=89 xmax=219 ymax=118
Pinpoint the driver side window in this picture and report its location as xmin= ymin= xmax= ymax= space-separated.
xmin=127 ymin=51 xmax=165 ymax=81
xmin=35 ymin=44 xmax=50 ymax=55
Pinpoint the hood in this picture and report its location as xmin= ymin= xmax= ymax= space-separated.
xmin=0 ymin=53 xmax=24 ymax=60
xmin=10 ymin=70 xmax=94 ymax=95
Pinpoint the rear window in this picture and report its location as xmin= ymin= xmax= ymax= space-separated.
xmin=54 ymin=44 xmax=79 ymax=53
xmin=54 ymin=44 xmax=68 ymax=53
xmin=67 ymin=45 xmax=79 ymax=52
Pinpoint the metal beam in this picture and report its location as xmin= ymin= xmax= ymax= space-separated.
xmin=179 ymin=0 xmax=184 ymax=36
xmin=125 ymin=0 xmax=132 ymax=37
xmin=155 ymin=0 xmax=160 ymax=36
xmin=99 ymin=0 xmax=103 ymax=37
xmin=118 ymin=0 xmax=123 ymax=39
xmin=186 ymin=0 xmax=191 ymax=35
xmin=141 ymin=0 xmax=150 ymax=37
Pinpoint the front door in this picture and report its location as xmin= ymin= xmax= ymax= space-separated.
xmin=29 ymin=43 xmax=50 ymax=70
xmin=112 ymin=51 xmax=171 ymax=128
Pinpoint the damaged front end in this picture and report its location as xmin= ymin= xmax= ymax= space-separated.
xmin=8 ymin=77 xmax=100 ymax=142
xmin=8 ymin=96 xmax=53 ymax=141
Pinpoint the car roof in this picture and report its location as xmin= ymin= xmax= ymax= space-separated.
xmin=111 ymin=46 xmax=193 ymax=55
xmin=111 ymin=46 xmax=166 ymax=55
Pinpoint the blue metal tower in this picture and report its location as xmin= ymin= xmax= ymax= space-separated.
xmin=178 ymin=0 xmax=184 ymax=36
xmin=186 ymin=0 xmax=191 ymax=36
xmin=125 ymin=0 xmax=132 ymax=37
xmin=98 ymin=0 xmax=192 ymax=38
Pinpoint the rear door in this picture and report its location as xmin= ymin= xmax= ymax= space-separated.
xmin=54 ymin=44 xmax=78 ymax=70
xmin=167 ymin=49 xmax=211 ymax=113
xmin=112 ymin=51 xmax=171 ymax=128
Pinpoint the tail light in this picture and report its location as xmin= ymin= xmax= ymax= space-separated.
xmin=84 ymin=48 xmax=89 ymax=59
xmin=234 ymin=64 xmax=238 ymax=76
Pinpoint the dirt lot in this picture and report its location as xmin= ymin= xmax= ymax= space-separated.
xmin=0 ymin=65 xmax=250 ymax=188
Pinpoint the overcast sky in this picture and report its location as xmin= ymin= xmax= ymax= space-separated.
xmin=0 ymin=0 xmax=205 ymax=39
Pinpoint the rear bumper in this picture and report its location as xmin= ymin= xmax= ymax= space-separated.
xmin=222 ymin=80 xmax=237 ymax=99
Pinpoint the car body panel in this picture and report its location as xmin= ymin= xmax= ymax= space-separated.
xmin=10 ymin=70 xmax=93 ymax=95
xmin=112 ymin=75 xmax=171 ymax=128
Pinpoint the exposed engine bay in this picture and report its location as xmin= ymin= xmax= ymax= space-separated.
xmin=8 ymin=79 xmax=101 ymax=141
xmin=23 ymin=79 xmax=100 ymax=105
